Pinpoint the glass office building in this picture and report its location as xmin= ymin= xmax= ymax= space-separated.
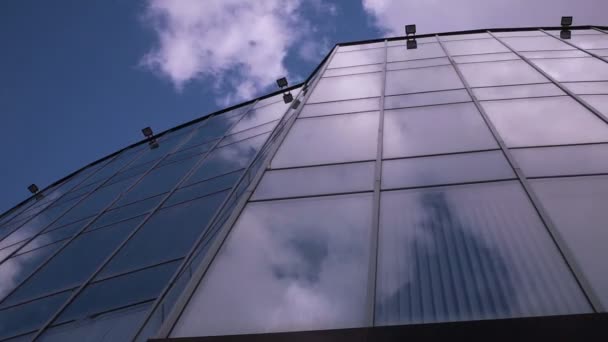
xmin=1 ymin=25 xmax=608 ymax=341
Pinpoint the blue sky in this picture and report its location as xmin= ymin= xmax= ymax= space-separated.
xmin=1 ymin=0 xmax=606 ymax=213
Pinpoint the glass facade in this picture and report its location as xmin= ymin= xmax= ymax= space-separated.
xmin=1 ymin=26 xmax=608 ymax=341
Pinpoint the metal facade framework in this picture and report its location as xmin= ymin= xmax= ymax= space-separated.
xmin=1 ymin=25 xmax=608 ymax=341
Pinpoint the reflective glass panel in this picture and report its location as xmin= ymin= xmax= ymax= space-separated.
xmin=453 ymin=52 xmax=519 ymax=63
xmin=328 ymin=48 xmax=385 ymax=68
xmin=271 ymin=112 xmax=379 ymax=168
xmin=0 ymin=291 xmax=71 ymax=340
xmin=3 ymin=217 xmax=141 ymax=307
xmin=458 ymin=60 xmax=548 ymax=87
xmin=520 ymin=50 xmax=587 ymax=59
xmin=180 ymin=110 xmax=246 ymax=150
xmin=443 ymin=38 xmax=509 ymax=55
xmin=382 ymin=151 xmax=514 ymax=189
xmin=589 ymin=48 xmax=608 ymax=57
xmin=531 ymin=57 xmax=608 ymax=82
xmin=386 ymin=58 xmax=450 ymax=71
xmin=324 ymin=64 xmax=384 ymax=77
xmin=220 ymin=121 xmax=276 ymax=148
xmin=166 ymin=171 xmax=241 ymax=207
xmin=568 ymin=34 xmax=608 ymax=49
xmin=308 ymin=72 xmax=382 ymax=103
xmin=383 ymin=103 xmax=498 ymax=158
xmin=338 ymin=41 xmax=385 ymax=52
xmin=482 ymin=97 xmax=608 ymax=147
xmin=376 ymin=182 xmax=591 ymax=326
xmin=531 ymin=176 xmax=608 ymax=309
xmin=546 ymin=29 xmax=604 ymax=36
xmin=512 ymin=144 xmax=608 ymax=177
xmin=473 ymin=83 xmax=563 ymax=100
xmin=384 ymin=89 xmax=470 ymax=109
xmin=564 ymin=81 xmax=608 ymax=94
xmin=229 ymin=101 xmax=288 ymax=134
xmin=500 ymin=36 xmax=573 ymax=51
xmin=580 ymin=95 xmax=608 ymax=119
xmin=161 ymin=140 xmax=216 ymax=166
xmin=20 ymin=218 xmax=90 ymax=254
xmin=388 ymin=37 xmax=438 ymax=46
xmin=385 ymin=65 xmax=464 ymax=95
xmin=89 ymin=194 xmax=163 ymax=229
xmin=171 ymin=193 xmax=373 ymax=337
xmin=98 ymin=191 xmax=227 ymax=277
xmin=492 ymin=30 xmax=545 ymax=37
xmin=387 ymin=43 xmax=446 ymax=62
xmin=441 ymin=33 xmax=492 ymax=41
xmin=130 ymin=133 xmax=189 ymax=168
xmin=253 ymin=162 xmax=375 ymax=200
xmin=299 ymin=98 xmax=380 ymax=118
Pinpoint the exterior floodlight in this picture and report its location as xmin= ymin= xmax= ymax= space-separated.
xmin=560 ymin=29 xmax=572 ymax=39
xmin=149 ymin=140 xmax=160 ymax=149
xmin=405 ymin=24 xmax=416 ymax=35
xmin=561 ymin=16 xmax=573 ymax=26
xmin=283 ymin=92 xmax=293 ymax=104
xmin=407 ymin=39 xmax=418 ymax=50
xmin=276 ymin=77 xmax=288 ymax=88
xmin=291 ymin=99 xmax=301 ymax=109
xmin=142 ymin=127 xmax=153 ymax=138
xmin=28 ymin=184 xmax=39 ymax=194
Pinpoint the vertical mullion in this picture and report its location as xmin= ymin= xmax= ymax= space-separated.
xmin=539 ymin=29 xmax=608 ymax=64
xmin=368 ymin=39 xmax=388 ymax=326
xmin=29 ymin=102 xmax=258 ymax=341
xmin=438 ymin=33 xmax=602 ymax=312
xmin=154 ymin=46 xmax=340 ymax=339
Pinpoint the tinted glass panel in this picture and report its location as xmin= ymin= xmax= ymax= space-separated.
xmin=229 ymin=101 xmax=288 ymax=134
xmin=3 ymin=217 xmax=141 ymax=307
xmin=324 ymin=64 xmax=384 ymax=77
xmin=166 ymin=171 xmax=241 ymax=207
xmin=338 ymin=41 xmax=385 ymax=52
xmin=98 ymin=191 xmax=228 ymax=277
xmin=172 ymin=193 xmax=373 ymax=337
xmin=520 ymin=50 xmax=587 ymax=59
xmin=383 ymin=103 xmax=498 ymax=158
xmin=511 ymin=144 xmax=608 ymax=177
xmin=328 ymin=48 xmax=385 ymax=68
xmin=441 ymin=33 xmax=492 ymax=41
xmin=564 ymin=81 xmax=608 ymax=94
xmin=500 ymin=36 xmax=573 ymax=51
xmin=532 ymin=176 xmax=608 ymax=308
xmin=385 ymin=89 xmax=470 ymax=109
xmin=382 ymin=151 xmax=514 ymax=189
xmin=453 ymin=52 xmax=518 ymax=63
xmin=482 ymin=97 xmax=608 ymax=147
xmin=161 ymin=140 xmax=216 ymax=166
xmin=492 ymin=30 xmax=544 ymax=37
xmin=473 ymin=83 xmax=563 ymax=100
xmin=387 ymin=43 xmax=446 ymax=62
xmin=443 ymin=38 xmax=509 ymax=55
xmin=220 ymin=121 xmax=276 ymax=148
xmin=580 ymin=95 xmax=608 ymax=119
xmin=568 ymin=34 xmax=608 ymax=49
xmin=253 ymin=162 xmax=375 ymax=200
xmin=385 ymin=65 xmax=463 ymax=95
xmin=180 ymin=111 xmax=245 ymax=150
xmin=20 ymin=219 xmax=89 ymax=254
xmin=386 ymin=58 xmax=450 ymax=71
xmin=376 ymin=182 xmax=591 ymax=326
xmin=271 ymin=112 xmax=379 ymax=168
xmin=300 ymin=98 xmax=380 ymax=118
xmin=531 ymin=57 xmax=608 ymax=82
xmin=89 ymin=195 xmax=163 ymax=229
xmin=458 ymin=60 xmax=547 ymax=87
xmin=308 ymin=72 xmax=382 ymax=103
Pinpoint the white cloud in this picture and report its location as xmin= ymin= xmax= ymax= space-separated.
xmin=140 ymin=0 xmax=306 ymax=104
xmin=362 ymin=0 xmax=608 ymax=36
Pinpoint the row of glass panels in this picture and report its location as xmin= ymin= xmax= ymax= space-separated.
xmin=167 ymin=31 xmax=608 ymax=338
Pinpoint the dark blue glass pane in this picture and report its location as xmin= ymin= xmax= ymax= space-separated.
xmin=165 ymin=170 xmax=242 ymax=207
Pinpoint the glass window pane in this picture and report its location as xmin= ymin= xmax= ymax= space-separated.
xmin=116 ymin=157 xmax=198 ymax=206
xmin=229 ymin=101 xmax=288 ymax=134
xmin=308 ymin=72 xmax=382 ymax=103
xmin=324 ymin=64 xmax=383 ymax=77
xmin=531 ymin=57 xmax=608 ymax=82
xmin=98 ymin=191 xmax=228 ymax=277
xmin=20 ymin=218 xmax=89 ymax=254
xmin=520 ymin=50 xmax=587 ymax=59
xmin=253 ymin=162 xmax=375 ymax=200
xmin=383 ymin=103 xmax=498 ymax=158
xmin=568 ymin=34 xmax=608 ymax=49
xmin=580 ymin=95 xmax=608 ymax=120
xmin=388 ymin=37 xmax=437 ymax=46
xmin=130 ymin=132 xmax=189 ymax=168
xmin=376 ymin=182 xmax=591 ymax=326
xmin=482 ymin=97 xmax=608 ymax=147
xmin=3 ymin=217 xmax=142 ymax=307
xmin=271 ymin=112 xmax=379 ymax=168
xmin=385 ymin=65 xmax=464 ymax=95
xmin=39 ymin=302 xmax=151 ymax=342
xmin=184 ymin=133 xmax=268 ymax=186
xmin=546 ymin=29 xmax=604 ymax=36
xmin=512 ymin=144 xmax=608 ymax=177
xmin=386 ymin=57 xmax=450 ymax=71
xmin=180 ymin=110 xmax=246 ymax=150
xmin=89 ymin=194 xmax=163 ymax=229
xmin=589 ymin=48 xmax=608 ymax=57
xmin=338 ymin=41 xmax=385 ymax=52
xmin=0 ymin=291 xmax=71 ymax=340
xmin=387 ymin=43 xmax=446 ymax=62
xmin=166 ymin=171 xmax=242 ymax=207
xmin=299 ymin=98 xmax=380 ymax=118
xmin=500 ymin=36 xmax=573 ymax=51
xmin=492 ymin=30 xmax=545 ymax=37
xmin=444 ymin=38 xmax=509 ymax=55
xmin=459 ymin=60 xmax=548 ymax=87
xmin=57 ymin=261 xmax=179 ymax=324
xmin=171 ymin=193 xmax=373 ymax=337
xmin=473 ymin=83 xmax=564 ymax=100
xmin=328 ymin=48 xmax=385 ymax=68
xmin=441 ymin=33 xmax=492 ymax=41
xmin=382 ymin=151 xmax=514 ymax=189
xmin=531 ymin=176 xmax=608 ymax=308
xmin=564 ymin=81 xmax=608 ymax=95
xmin=384 ymin=89 xmax=470 ymax=109
xmin=220 ymin=121 xmax=276 ymax=147
xmin=161 ymin=140 xmax=216 ymax=166
xmin=453 ymin=52 xmax=519 ymax=63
